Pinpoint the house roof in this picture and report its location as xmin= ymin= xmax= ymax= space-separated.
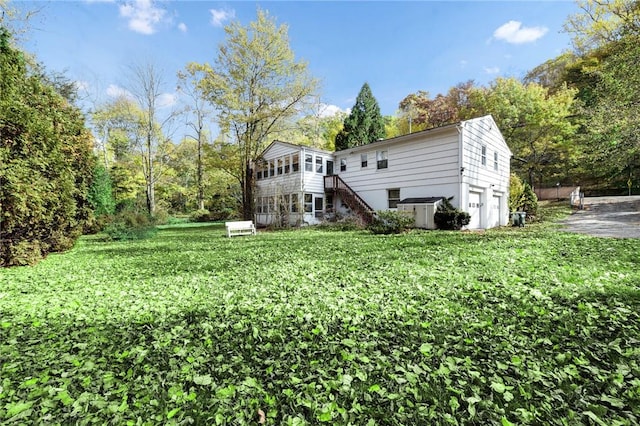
xmin=260 ymin=140 xmax=334 ymax=158
xmin=397 ymin=197 xmax=444 ymax=205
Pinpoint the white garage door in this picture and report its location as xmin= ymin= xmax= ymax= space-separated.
xmin=468 ymin=192 xmax=482 ymax=229
xmin=490 ymin=195 xmax=501 ymax=228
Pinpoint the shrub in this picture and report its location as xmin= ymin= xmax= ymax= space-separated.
xmin=509 ymin=174 xmax=539 ymax=220
xmin=367 ymin=210 xmax=414 ymax=234
xmin=434 ymin=198 xmax=470 ymax=230
xmin=0 ymin=30 xmax=95 ymax=266
xmin=189 ymin=209 xmax=211 ymax=223
xmin=318 ymin=213 xmax=365 ymax=231
xmin=103 ymin=211 xmax=157 ymax=241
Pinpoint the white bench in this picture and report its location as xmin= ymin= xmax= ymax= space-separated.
xmin=225 ymin=220 xmax=256 ymax=237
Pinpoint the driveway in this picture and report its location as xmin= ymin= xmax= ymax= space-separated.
xmin=558 ymin=196 xmax=640 ymax=238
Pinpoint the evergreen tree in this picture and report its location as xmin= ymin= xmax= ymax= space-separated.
xmin=335 ymin=82 xmax=386 ymax=151
xmin=0 ymin=29 xmax=95 ymax=266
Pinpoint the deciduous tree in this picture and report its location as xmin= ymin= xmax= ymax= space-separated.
xmin=188 ymin=10 xmax=319 ymax=220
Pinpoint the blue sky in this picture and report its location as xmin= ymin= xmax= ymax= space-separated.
xmin=19 ymin=0 xmax=580 ymax=121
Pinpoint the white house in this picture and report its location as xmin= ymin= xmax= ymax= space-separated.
xmin=255 ymin=115 xmax=512 ymax=229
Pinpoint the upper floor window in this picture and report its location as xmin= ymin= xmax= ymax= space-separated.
xmin=361 ymin=153 xmax=368 ymax=168
xmin=481 ymin=145 xmax=487 ymax=166
xmin=340 ymin=158 xmax=347 ymax=172
xmin=292 ymin=154 xmax=300 ymax=172
xmin=305 ymin=154 xmax=313 ymax=172
xmin=276 ymin=158 xmax=283 ymax=175
xmin=377 ymin=150 xmax=388 ymax=169
xmin=494 ymin=152 xmax=499 ymax=171
xmin=316 ymin=155 xmax=323 ymax=173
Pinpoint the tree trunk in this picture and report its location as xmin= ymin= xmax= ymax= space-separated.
xmin=197 ymin=137 xmax=204 ymax=210
xmin=242 ymin=161 xmax=254 ymax=220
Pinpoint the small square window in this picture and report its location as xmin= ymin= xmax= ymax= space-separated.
xmin=361 ymin=154 xmax=368 ymax=168
xmin=340 ymin=158 xmax=347 ymax=172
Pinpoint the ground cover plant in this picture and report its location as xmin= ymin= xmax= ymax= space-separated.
xmin=1 ymin=215 xmax=639 ymax=425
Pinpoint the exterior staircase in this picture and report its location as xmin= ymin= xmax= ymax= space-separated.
xmin=324 ymin=175 xmax=376 ymax=224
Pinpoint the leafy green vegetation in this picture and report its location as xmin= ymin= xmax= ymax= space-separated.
xmin=1 ymin=219 xmax=639 ymax=424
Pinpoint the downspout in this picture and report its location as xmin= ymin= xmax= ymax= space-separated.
xmin=456 ymin=121 xmax=465 ymax=209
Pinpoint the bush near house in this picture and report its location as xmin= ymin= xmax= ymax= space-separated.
xmin=367 ymin=210 xmax=414 ymax=234
xmin=434 ymin=197 xmax=471 ymax=230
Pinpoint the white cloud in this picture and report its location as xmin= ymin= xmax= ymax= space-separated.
xmin=178 ymin=22 xmax=187 ymax=33
xmin=318 ymin=103 xmax=347 ymax=118
xmin=74 ymin=80 xmax=90 ymax=92
xmin=493 ymin=20 xmax=548 ymax=44
xmin=484 ymin=66 xmax=500 ymax=75
xmin=157 ymin=92 xmax=178 ymax=108
xmin=106 ymin=84 xmax=134 ymax=99
xmin=119 ymin=0 xmax=167 ymax=35
xmin=210 ymin=8 xmax=235 ymax=27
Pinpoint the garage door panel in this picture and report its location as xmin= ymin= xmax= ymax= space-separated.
xmin=468 ymin=192 xmax=481 ymax=229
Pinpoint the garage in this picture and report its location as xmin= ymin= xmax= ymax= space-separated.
xmin=468 ymin=191 xmax=482 ymax=229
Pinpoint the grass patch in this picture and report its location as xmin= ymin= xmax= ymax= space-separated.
xmin=1 ymin=218 xmax=639 ymax=424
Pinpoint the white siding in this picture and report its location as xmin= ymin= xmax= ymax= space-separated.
xmin=336 ymin=130 xmax=461 ymax=211
xmin=460 ymin=116 xmax=511 ymax=228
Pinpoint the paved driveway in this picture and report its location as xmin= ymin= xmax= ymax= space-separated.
xmin=558 ymin=196 xmax=640 ymax=238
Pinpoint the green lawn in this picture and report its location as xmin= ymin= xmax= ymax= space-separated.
xmin=1 ymin=215 xmax=639 ymax=425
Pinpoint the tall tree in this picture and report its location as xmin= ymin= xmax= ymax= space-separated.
xmin=0 ymin=29 xmax=94 ymax=266
xmin=463 ymin=77 xmax=578 ymax=187
xmin=581 ymin=34 xmax=640 ymax=188
xmin=178 ymin=64 xmax=214 ymax=211
xmin=335 ymin=82 xmax=385 ymax=151
xmin=125 ymin=61 xmax=178 ymax=215
xmin=188 ymin=9 xmax=319 ymax=220
xmin=398 ymin=81 xmax=475 ymax=134
xmin=564 ymin=0 xmax=640 ymax=54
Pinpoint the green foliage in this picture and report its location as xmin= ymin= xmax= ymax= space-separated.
xmin=367 ymin=210 xmax=414 ymax=234
xmin=188 ymin=9 xmax=319 ymax=219
xmin=103 ymin=210 xmax=157 ymax=241
xmin=335 ymin=82 xmax=386 ymax=151
xmin=0 ymin=223 xmax=639 ymax=424
xmin=509 ymin=173 xmax=526 ymax=212
xmin=189 ymin=209 xmax=211 ymax=223
xmin=0 ymin=29 xmax=94 ymax=267
xmin=434 ymin=197 xmax=471 ymax=230
xmin=88 ymin=163 xmax=116 ymax=217
xmin=318 ymin=213 xmax=365 ymax=231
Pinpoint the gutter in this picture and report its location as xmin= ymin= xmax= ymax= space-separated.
xmin=456 ymin=122 xmax=465 ymax=208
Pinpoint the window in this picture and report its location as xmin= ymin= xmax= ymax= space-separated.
xmin=494 ymin=152 xmax=499 ymax=171
xmin=256 ymin=197 xmax=263 ymax=213
xmin=267 ymin=196 xmax=274 ymax=213
xmin=276 ymin=158 xmax=283 ymax=175
xmin=291 ymin=193 xmax=299 ymax=212
xmin=284 ymin=156 xmax=290 ymax=174
xmin=292 ymin=154 xmax=300 ymax=172
xmin=314 ymin=197 xmax=323 ymax=218
xmin=361 ymin=153 xmax=368 ymax=168
xmin=257 ymin=169 xmax=263 ymax=180
xmin=481 ymin=145 xmax=487 ymax=166
xmin=388 ymin=189 xmax=400 ymax=209
xmin=340 ymin=158 xmax=347 ymax=172
xmin=316 ymin=155 xmax=323 ymax=173
xmin=377 ymin=150 xmax=388 ymax=169
xmin=304 ymin=193 xmax=313 ymax=213
xmin=305 ymin=154 xmax=313 ymax=172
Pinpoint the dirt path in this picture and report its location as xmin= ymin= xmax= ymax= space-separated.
xmin=558 ymin=196 xmax=640 ymax=238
